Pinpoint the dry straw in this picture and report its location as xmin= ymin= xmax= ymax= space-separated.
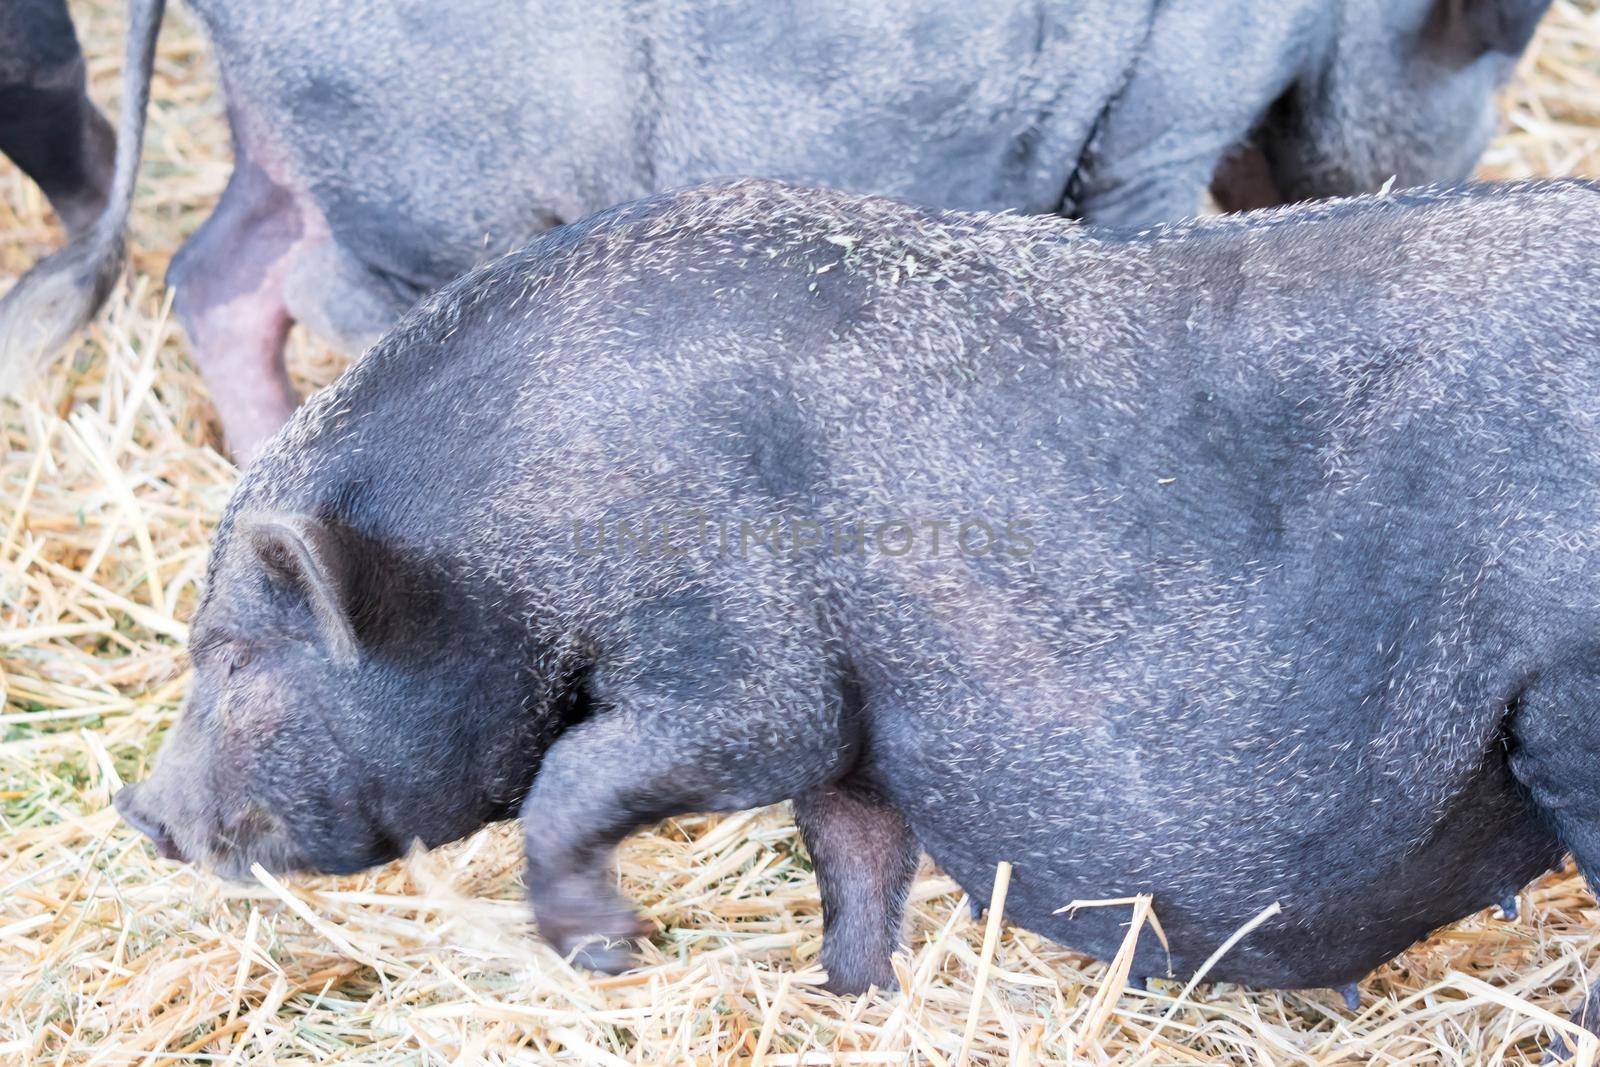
xmin=3 ymin=1 xmax=1600 ymax=1063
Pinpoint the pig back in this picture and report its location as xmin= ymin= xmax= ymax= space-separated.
xmin=183 ymin=0 xmax=1150 ymax=293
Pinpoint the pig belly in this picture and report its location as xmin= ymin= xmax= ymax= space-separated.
xmin=883 ymin=759 xmax=1562 ymax=989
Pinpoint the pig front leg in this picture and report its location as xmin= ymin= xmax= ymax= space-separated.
xmin=520 ymin=665 xmax=855 ymax=977
xmin=793 ymin=783 xmax=920 ymax=994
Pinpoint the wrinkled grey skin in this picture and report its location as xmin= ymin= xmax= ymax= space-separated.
xmin=0 ymin=0 xmax=1549 ymax=460
xmin=120 ymin=178 xmax=1600 ymax=1032
xmin=0 ymin=0 xmax=115 ymax=235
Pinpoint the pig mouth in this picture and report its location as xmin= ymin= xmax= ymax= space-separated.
xmin=114 ymin=781 xmax=359 ymax=882
xmin=113 ymin=788 xmax=189 ymax=863
xmin=201 ymin=800 xmax=405 ymax=882
xmin=204 ymin=836 xmax=307 ymax=883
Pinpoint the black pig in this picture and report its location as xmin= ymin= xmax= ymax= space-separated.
xmin=0 ymin=0 xmax=1551 ymax=459
xmin=119 ymin=179 xmax=1600 ymax=1018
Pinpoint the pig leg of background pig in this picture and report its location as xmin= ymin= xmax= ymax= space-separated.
xmin=281 ymin=242 xmax=412 ymax=362
xmin=0 ymin=0 xmax=114 ymax=236
xmin=1506 ymin=661 xmax=1600 ymax=1061
xmin=0 ymin=76 xmax=114 ymax=236
xmin=167 ymin=150 xmax=318 ymax=464
xmin=792 ymin=783 xmax=920 ymax=994
xmin=520 ymin=683 xmax=850 ymax=975
xmin=1073 ymin=158 xmax=1220 ymax=229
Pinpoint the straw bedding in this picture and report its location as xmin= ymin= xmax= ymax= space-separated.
xmin=3 ymin=2 xmax=1600 ymax=1063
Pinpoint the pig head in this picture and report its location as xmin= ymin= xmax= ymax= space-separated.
xmin=116 ymin=512 xmax=562 ymax=881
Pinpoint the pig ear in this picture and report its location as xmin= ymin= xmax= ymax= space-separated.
xmin=244 ymin=513 xmax=361 ymax=666
xmin=1424 ymin=0 xmax=1549 ymax=57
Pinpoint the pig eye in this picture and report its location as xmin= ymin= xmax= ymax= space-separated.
xmin=223 ymin=645 xmax=253 ymax=676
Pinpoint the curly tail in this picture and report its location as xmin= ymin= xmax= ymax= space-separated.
xmin=0 ymin=0 xmax=166 ymax=394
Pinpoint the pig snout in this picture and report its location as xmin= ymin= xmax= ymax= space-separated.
xmin=114 ymin=784 xmax=189 ymax=863
xmin=112 ymin=762 xmax=333 ymax=882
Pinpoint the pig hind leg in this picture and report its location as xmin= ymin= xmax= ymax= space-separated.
xmin=793 ymin=782 xmax=920 ymax=993
xmin=1506 ymin=660 xmax=1600 ymax=1053
xmin=167 ymin=153 xmax=312 ymax=463
xmin=1074 ymin=159 xmax=1223 ymax=228
xmin=282 ymin=241 xmax=413 ymax=361
xmin=0 ymin=0 xmax=114 ymax=235
xmin=0 ymin=75 xmax=114 ymax=235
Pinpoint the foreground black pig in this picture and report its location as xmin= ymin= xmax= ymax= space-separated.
xmin=1 ymin=0 xmax=1550 ymax=460
xmin=119 ymin=179 xmax=1600 ymax=1023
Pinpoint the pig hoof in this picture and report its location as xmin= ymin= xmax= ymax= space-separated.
xmin=545 ymin=916 xmax=650 ymax=975
xmin=1339 ymin=982 xmax=1361 ymax=1012
xmin=820 ymin=962 xmax=898 ymax=996
xmin=1127 ymin=975 xmax=1148 ymax=992
xmin=535 ymin=892 xmax=651 ymax=975
xmin=1496 ymin=894 xmax=1519 ymax=922
xmin=969 ymin=897 xmax=985 ymax=921
xmin=567 ymin=936 xmax=643 ymax=975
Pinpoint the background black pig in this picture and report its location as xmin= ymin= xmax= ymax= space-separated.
xmin=0 ymin=0 xmax=1550 ymax=461
xmin=119 ymin=178 xmax=1600 ymax=1019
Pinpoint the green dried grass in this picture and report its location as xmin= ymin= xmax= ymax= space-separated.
xmin=3 ymin=2 xmax=1600 ymax=1062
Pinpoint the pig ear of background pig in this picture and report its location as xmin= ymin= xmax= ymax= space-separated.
xmin=1423 ymin=0 xmax=1551 ymax=59
xmin=242 ymin=513 xmax=360 ymax=666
